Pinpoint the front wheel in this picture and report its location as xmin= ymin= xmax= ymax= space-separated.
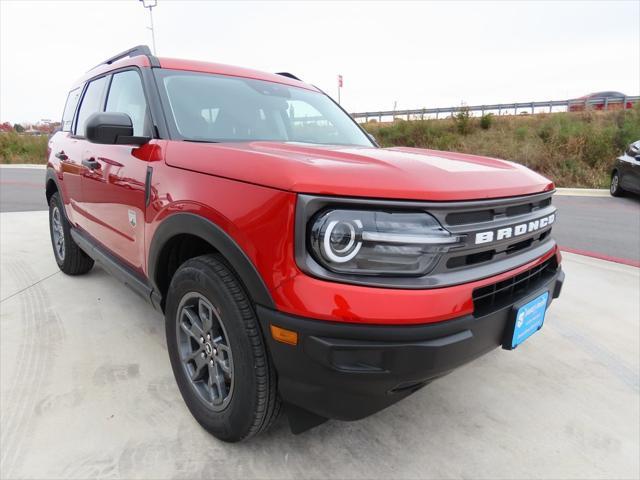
xmin=610 ymin=171 xmax=625 ymax=197
xmin=165 ymin=254 xmax=280 ymax=442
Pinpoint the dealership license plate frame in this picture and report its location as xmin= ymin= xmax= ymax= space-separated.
xmin=502 ymin=291 xmax=549 ymax=350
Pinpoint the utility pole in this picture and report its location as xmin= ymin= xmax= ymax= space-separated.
xmin=139 ymin=0 xmax=158 ymax=54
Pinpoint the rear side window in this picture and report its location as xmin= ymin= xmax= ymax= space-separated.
xmin=105 ymin=70 xmax=149 ymax=136
xmin=61 ymin=88 xmax=82 ymax=132
xmin=75 ymin=76 xmax=107 ymax=136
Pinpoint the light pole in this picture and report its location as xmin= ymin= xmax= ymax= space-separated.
xmin=139 ymin=0 xmax=157 ymax=54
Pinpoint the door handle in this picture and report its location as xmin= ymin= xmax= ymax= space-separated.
xmin=81 ymin=158 xmax=101 ymax=170
xmin=55 ymin=151 xmax=68 ymax=161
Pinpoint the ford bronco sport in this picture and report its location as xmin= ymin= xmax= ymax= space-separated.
xmin=46 ymin=46 xmax=564 ymax=442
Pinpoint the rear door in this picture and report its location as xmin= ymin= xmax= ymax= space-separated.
xmin=79 ymin=69 xmax=151 ymax=272
xmin=52 ymin=86 xmax=84 ymax=224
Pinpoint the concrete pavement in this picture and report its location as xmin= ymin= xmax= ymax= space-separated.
xmin=1 ymin=210 xmax=638 ymax=479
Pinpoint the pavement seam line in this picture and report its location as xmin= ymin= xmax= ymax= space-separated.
xmin=0 ymin=270 xmax=61 ymax=304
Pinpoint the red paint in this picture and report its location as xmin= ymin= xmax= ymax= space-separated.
xmin=165 ymin=141 xmax=554 ymax=201
xmin=158 ymin=57 xmax=317 ymax=91
xmin=560 ymin=247 xmax=640 ymax=268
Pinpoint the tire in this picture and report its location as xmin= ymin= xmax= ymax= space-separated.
xmin=48 ymin=192 xmax=94 ymax=275
xmin=165 ymin=254 xmax=281 ymax=442
xmin=610 ymin=171 xmax=625 ymax=197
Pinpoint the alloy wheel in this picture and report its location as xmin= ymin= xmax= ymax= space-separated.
xmin=611 ymin=174 xmax=619 ymax=194
xmin=51 ymin=206 xmax=65 ymax=261
xmin=176 ymin=292 xmax=234 ymax=411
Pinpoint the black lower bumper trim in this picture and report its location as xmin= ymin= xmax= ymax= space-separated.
xmin=257 ymin=266 xmax=564 ymax=424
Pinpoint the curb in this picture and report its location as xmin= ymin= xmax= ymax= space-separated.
xmin=560 ymin=247 xmax=640 ymax=268
xmin=0 ymin=164 xmax=47 ymax=169
xmin=555 ymin=188 xmax=609 ymax=197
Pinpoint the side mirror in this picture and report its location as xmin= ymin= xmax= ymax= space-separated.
xmin=85 ymin=112 xmax=150 ymax=146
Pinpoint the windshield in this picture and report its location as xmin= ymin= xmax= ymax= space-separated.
xmin=155 ymin=69 xmax=373 ymax=147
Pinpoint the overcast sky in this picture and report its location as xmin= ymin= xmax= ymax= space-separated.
xmin=1 ymin=0 xmax=638 ymax=123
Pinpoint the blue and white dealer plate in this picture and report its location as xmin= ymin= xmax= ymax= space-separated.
xmin=511 ymin=291 xmax=549 ymax=349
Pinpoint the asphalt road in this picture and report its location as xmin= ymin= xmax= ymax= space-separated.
xmin=0 ymin=167 xmax=47 ymax=212
xmin=1 ymin=211 xmax=638 ymax=479
xmin=552 ymin=195 xmax=640 ymax=265
xmin=1 ymin=166 xmax=639 ymax=265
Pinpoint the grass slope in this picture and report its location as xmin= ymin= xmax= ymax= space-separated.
xmin=363 ymin=107 xmax=640 ymax=188
xmin=0 ymin=132 xmax=48 ymax=164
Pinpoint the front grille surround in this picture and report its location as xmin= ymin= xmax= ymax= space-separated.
xmin=295 ymin=191 xmax=557 ymax=289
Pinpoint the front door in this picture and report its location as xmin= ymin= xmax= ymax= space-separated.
xmin=79 ymin=69 xmax=152 ymax=273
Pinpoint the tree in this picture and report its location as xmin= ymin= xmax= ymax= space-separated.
xmin=13 ymin=123 xmax=24 ymax=133
xmin=0 ymin=122 xmax=13 ymax=132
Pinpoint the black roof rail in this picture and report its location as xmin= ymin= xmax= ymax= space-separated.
xmin=91 ymin=45 xmax=160 ymax=70
xmin=275 ymin=72 xmax=302 ymax=81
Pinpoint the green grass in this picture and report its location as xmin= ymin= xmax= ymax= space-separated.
xmin=364 ymin=107 xmax=640 ymax=188
xmin=0 ymin=132 xmax=48 ymax=164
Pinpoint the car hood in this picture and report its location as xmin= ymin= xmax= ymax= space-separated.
xmin=165 ymin=141 xmax=554 ymax=201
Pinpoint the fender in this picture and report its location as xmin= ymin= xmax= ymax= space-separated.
xmin=148 ymin=212 xmax=275 ymax=310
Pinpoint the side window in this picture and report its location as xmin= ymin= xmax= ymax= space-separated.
xmin=75 ymin=76 xmax=107 ymax=136
xmin=105 ymin=70 xmax=148 ymax=136
xmin=61 ymin=87 xmax=82 ymax=132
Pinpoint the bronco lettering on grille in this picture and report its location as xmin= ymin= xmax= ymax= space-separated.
xmin=474 ymin=213 xmax=555 ymax=245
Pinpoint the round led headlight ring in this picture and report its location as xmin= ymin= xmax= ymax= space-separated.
xmin=322 ymin=219 xmax=363 ymax=263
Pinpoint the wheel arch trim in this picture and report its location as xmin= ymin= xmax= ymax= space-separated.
xmin=45 ymin=168 xmax=61 ymax=202
xmin=148 ymin=212 xmax=275 ymax=310
xmin=45 ymin=168 xmax=71 ymax=221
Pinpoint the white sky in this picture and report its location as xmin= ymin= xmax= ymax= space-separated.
xmin=1 ymin=0 xmax=638 ymax=123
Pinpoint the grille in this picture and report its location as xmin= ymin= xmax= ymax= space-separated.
xmin=445 ymin=196 xmax=552 ymax=226
xmin=472 ymin=256 xmax=558 ymax=315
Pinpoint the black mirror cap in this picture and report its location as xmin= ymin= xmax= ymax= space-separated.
xmin=85 ymin=112 xmax=150 ymax=146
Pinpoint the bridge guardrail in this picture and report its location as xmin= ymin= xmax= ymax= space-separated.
xmin=351 ymin=95 xmax=640 ymax=122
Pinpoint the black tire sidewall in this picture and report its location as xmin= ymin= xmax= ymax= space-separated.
xmin=165 ymin=258 xmax=265 ymax=442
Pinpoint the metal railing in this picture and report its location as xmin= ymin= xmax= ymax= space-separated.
xmin=351 ymin=95 xmax=640 ymax=122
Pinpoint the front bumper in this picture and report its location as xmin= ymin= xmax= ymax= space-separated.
xmin=257 ymin=265 xmax=564 ymax=425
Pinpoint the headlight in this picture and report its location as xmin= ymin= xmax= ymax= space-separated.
xmin=309 ymin=209 xmax=462 ymax=276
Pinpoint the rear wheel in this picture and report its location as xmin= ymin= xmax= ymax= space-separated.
xmin=48 ymin=192 xmax=94 ymax=275
xmin=610 ymin=171 xmax=625 ymax=197
xmin=165 ymin=254 xmax=280 ymax=442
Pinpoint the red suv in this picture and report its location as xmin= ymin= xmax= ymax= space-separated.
xmin=46 ymin=46 xmax=564 ymax=442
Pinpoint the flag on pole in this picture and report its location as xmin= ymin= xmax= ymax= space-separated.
xmin=338 ymin=75 xmax=343 ymax=88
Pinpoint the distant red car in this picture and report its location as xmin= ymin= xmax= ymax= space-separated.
xmin=569 ymin=91 xmax=634 ymax=111
xmin=46 ymin=45 xmax=564 ymax=442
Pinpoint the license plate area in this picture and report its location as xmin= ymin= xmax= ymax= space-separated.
xmin=502 ymin=291 xmax=549 ymax=350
